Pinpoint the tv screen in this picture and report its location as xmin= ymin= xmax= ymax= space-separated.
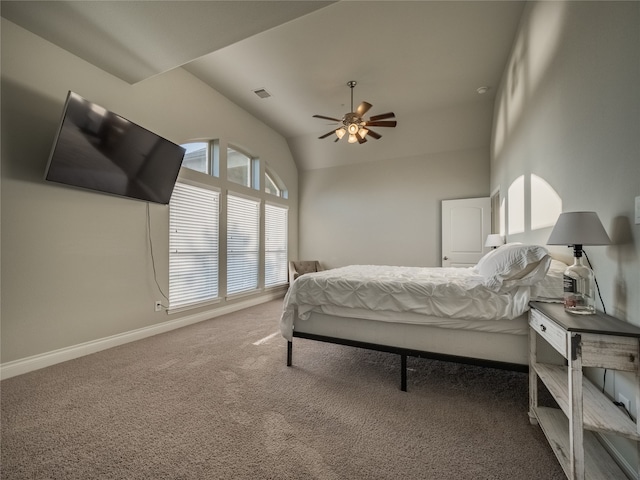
xmin=45 ymin=91 xmax=185 ymax=204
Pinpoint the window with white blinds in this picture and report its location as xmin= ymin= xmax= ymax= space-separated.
xmin=227 ymin=194 xmax=259 ymax=295
xmin=169 ymin=182 xmax=219 ymax=309
xmin=265 ymin=204 xmax=288 ymax=287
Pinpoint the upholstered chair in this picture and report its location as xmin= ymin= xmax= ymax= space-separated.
xmin=288 ymin=260 xmax=322 ymax=282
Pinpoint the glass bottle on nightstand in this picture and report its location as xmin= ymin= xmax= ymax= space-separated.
xmin=563 ymin=249 xmax=595 ymax=314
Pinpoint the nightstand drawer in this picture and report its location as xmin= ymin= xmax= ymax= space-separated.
xmin=530 ymin=309 xmax=566 ymax=357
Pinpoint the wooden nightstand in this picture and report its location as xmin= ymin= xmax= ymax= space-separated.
xmin=528 ymin=301 xmax=640 ymax=480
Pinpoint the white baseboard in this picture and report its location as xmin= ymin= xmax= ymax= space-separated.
xmin=597 ymin=432 xmax=639 ymax=480
xmin=1 ymin=292 xmax=285 ymax=380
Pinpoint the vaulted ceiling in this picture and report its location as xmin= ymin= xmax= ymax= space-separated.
xmin=1 ymin=1 xmax=525 ymax=170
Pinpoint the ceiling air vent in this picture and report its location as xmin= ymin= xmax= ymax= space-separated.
xmin=253 ymin=88 xmax=271 ymax=99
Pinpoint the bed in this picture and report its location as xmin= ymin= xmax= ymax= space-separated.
xmin=281 ymin=244 xmax=566 ymax=390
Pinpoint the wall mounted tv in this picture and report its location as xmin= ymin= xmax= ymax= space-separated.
xmin=45 ymin=91 xmax=185 ymax=204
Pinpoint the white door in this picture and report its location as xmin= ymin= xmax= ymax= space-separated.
xmin=442 ymin=197 xmax=491 ymax=267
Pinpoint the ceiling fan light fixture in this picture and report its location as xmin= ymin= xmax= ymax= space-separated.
xmin=313 ymin=81 xmax=397 ymax=144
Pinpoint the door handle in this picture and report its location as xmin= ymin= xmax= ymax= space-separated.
xmin=443 ymin=256 xmax=449 ymax=260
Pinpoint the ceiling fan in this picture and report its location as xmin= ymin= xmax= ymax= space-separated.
xmin=313 ymin=80 xmax=397 ymax=144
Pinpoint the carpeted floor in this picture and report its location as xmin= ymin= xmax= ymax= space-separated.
xmin=1 ymin=300 xmax=564 ymax=479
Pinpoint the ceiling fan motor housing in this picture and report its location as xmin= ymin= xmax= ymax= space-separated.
xmin=344 ymin=112 xmax=363 ymax=130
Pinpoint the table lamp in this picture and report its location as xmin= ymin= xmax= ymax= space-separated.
xmin=547 ymin=211 xmax=610 ymax=315
xmin=485 ymin=234 xmax=504 ymax=249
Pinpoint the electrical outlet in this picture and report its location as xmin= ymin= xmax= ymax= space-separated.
xmin=154 ymin=301 xmax=162 ymax=312
xmin=618 ymin=393 xmax=631 ymax=413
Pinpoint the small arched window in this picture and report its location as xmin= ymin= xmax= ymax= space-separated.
xmin=227 ymin=146 xmax=253 ymax=188
xmin=181 ymin=142 xmax=209 ymax=174
xmin=265 ymin=168 xmax=288 ymax=199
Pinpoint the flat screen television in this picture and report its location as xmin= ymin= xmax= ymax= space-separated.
xmin=45 ymin=91 xmax=185 ymax=204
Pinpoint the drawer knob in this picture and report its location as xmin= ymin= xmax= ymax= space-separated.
xmin=541 ymin=325 xmax=547 ymax=332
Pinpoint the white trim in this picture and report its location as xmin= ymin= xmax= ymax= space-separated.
xmin=1 ymin=292 xmax=285 ymax=380
xmin=596 ymin=433 xmax=639 ymax=480
xmin=177 ymin=175 xmax=221 ymax=193
xmin=265 ymin=198 xmax=288 ymax=209
xmin=227 ymin=189 xmax=259 ymax=203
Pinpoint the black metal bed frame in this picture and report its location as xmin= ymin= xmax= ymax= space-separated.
xmin=287 ymin=331 xmax=528 ymax=392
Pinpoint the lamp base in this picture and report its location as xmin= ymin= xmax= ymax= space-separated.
xmin=563 ymin=251 xmax=596 ymax=315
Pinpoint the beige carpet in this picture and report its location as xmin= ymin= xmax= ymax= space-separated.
xmin=1 ymin=300 xmax=564 ymax=479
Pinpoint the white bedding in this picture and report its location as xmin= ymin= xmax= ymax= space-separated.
xmin=280 ymin=264 xmax=533 ymax=341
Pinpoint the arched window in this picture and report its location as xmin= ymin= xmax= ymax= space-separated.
xmin=168 ymin=139 xmax=289 ymax=311
xmin=227 ymin=147 xmax=253 ymax=188
xmin=265 ymin=167 xmax=288 ymax=199
xmin=181 ymin=142 xmax=209 ymax=174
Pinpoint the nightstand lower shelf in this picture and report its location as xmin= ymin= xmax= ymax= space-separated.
xmin=533 ymin=362 xmax=640 ymax=440
xmin=533 ymin=406 xmax=627 ymax=480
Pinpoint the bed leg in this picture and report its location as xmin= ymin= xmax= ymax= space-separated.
xmin=401 ymin=354 xmax=407 ymax=392
xmin=287 ymin=341 xmax=292 ymax=366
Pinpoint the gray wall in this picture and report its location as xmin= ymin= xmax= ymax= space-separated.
xmin=1 ymin=19 xmax=298 ymax=365
xmin=297 ymin=103 xmax=493 ymax=268
xmin=491 ymin=1 xmax=639 ymax=472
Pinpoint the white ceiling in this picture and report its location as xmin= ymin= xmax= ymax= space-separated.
xmin=1 ymin=0 xmax=525 ymax=171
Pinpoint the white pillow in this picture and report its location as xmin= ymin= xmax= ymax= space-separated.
xmin=531 ymin=259 xmax=567 ymax=301
xmin=476 ymin=243 xmax=551 ymax=292
xmin=474 ymin=242 xmax=521 ymax=272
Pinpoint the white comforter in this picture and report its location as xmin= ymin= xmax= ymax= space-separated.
xmin=280 ymin=265 xmax=532 ymax=341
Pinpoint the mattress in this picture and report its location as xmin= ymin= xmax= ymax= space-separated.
xmin=281 ymin=265 xmax=533 ymax=341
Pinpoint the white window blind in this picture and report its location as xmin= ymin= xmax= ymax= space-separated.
xmin=265 ymin=204 xmax=288 ymax=287
xmin=169 ymin=183 xmax=219 ymax=309
xmin=227 ymin=194 xmax=259 ymax=295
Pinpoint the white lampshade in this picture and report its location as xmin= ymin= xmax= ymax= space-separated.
xmin=547 ymin=211 xmax=610 ymax=315
xmin=485 ymin=234 xmax=504 ymax=248
xmin=547 ymin=212 xmax=610 ymax=246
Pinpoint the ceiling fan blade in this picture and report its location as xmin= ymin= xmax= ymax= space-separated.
xmin=355 ymin=101 xmax=373 ymax=117
xmin=357 ymin=132 xmax=367 ymax=144
xmin=368 ymin=112 xmax=395 ymax=121
xmin=366 ymin=129 xmax=382 ymax=139
xmin=319 ymin=130 xmax=336 ymax=139
xmin=313 ymin=114 xmax=342 ymax=122
xmin=364 ymin=120 xmax=397 ymax=128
